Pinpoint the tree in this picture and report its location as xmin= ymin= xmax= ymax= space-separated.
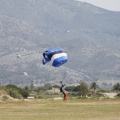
xmin=24 ymin=86 xmax=29 ymax=91
xmin=73 ymin=85 xmax=80 ymax=92
xmin=90 ymin=82 xmax=99 ymax=92
xmin=113 ymin=83 xmax=120 ymax=92
xmin=5 ymin=84 xmax=29 ymax=99
xmin=53 ymin=85 xmax=60 ymax=88
xmin=65 ymin=86 xmax=75 ymax=91
xmin=20 ymin=88 xmax=30 ymax=98
xmin=44 ymin=83 xmax=52 ymax=91
xmin=35 ymin=86 xmax=45 ymax=93
xmin=30 ymin=80 xmax=35 ymax=91
xmin=79 ymin=81 xmax=89 ymax=97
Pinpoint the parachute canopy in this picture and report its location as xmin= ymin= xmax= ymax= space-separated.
xmin=42 ymin=48 xmax=68 ymax=67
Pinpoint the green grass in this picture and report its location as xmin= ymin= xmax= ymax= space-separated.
xmin=0 ymin=98 xmax=120 ymax=120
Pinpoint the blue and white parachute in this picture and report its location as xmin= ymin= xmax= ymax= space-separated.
xmin=42 ymin=48 xmax=68 ymax=67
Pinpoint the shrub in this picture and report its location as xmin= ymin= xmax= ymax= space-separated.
xmin=79 ymin=81 xmax=89 ymax=97
xmin=2 ymin=95 xmax=9 ymax=101
xmin=117 ymin=93 xmax=120 ymax=97
xmin=5 ymin=85 xmax=29 ymax=99
xmin=7 ymin=88 xmax=22 ymax=99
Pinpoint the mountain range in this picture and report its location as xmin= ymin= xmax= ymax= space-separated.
xmin=0 ymin=0 xmax=120 ymax=88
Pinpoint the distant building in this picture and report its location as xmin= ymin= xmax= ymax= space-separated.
xmin=46 ymin=87 xmax=60 ymax=93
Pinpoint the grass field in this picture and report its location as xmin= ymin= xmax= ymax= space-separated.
xmin=0 ymin=98 xmax=120 ymax=120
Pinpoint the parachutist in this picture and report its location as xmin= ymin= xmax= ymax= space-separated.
xmin=42 ymin=48 xmax=68 ymax=100
xmin=60 ymin=82 xmax=68 ymax=101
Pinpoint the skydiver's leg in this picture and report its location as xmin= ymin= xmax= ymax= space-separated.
xmin=63 ymin=91 xmax=68 ymax=101
xmin=62 ymin=91 xmax=66 ymax=96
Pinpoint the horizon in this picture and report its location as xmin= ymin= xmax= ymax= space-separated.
xmin=78 ymin=0 xmax=120 ymax=11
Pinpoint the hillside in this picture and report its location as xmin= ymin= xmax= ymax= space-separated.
xmin=0 ymin=0 xmax=120 ymax=88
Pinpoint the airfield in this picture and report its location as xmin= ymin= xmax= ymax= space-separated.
xmin=0 ymin=98 xmax=120 ymax=120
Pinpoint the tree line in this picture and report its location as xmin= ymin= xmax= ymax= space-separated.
xmin=0 ymin=82 xmax=120 ymax=99
xmin=65 ymin=81 xmax=120 ymax=97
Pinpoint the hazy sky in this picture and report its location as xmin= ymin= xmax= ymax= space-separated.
xmin=79 ymin=0 xmax=120 ymax=11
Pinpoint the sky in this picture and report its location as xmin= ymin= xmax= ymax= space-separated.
xmin=79 ymin=0 xmax=120 ymax=11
